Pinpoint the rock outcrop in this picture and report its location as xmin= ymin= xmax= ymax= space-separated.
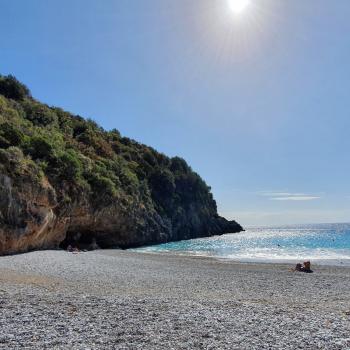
xmin=0 ymin=74 xmax=243 ymax=255
xmin=0 ymin=168 xmax=242 ymax=255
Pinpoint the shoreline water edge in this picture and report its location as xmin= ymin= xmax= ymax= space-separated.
xmin=132 ymin=223 xmax=350 ymax=267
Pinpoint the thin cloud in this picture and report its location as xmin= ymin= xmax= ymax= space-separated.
xmin=259 ymin=191 xmax=307 ymax=197
xmin=270 ymin=196 xmax=321 ymax=201
xmin=258 ymin=191 xmax=322 ymax=201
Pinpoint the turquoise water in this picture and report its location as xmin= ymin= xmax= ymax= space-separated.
xmin=133 ymin=223 xmax=350 ymax=266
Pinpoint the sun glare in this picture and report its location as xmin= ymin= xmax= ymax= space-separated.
xmin=228 ymin=0 xmax=251 ymax=14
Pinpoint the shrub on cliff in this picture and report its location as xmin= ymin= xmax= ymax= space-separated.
xmin=23 ymin=100 xmax=58 ymax=127
xmin=56 ymin=149 xmax=83 ymax=180
xmin=25 ymin=136 xmax=55 ymax=160
xmin=0 ymin=146 xmax=42 ymax=181
xmin=0 ymin=122 xmax=25 ymax=148
xmin=87 ymin=173 xmax=117 ymax=199
xmin=0 ymin=75 xmax=31 ymax=100
xmin=170 ymin=156 xmax=190 ymax=174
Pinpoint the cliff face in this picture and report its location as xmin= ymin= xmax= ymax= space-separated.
xmin=0 ymin=75 xmax=243 ymax=255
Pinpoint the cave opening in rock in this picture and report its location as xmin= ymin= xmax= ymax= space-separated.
xmin=59 ymin=231 xmax=101 ymax=250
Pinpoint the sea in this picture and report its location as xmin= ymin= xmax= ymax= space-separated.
xmin=132 ymin=223 xmax=350 ymax=266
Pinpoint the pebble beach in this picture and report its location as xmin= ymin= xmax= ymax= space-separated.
xmin=1 ymin=250 xmax=350 ymax=349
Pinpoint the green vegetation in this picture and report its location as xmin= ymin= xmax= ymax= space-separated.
xmin=0 ymin=75 xmax=31 ymax=100
xmin=0 ymin=74 xmax=218 ymax=222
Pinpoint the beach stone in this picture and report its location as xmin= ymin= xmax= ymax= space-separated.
xmin=0 ymin=250 xmax=350 ymax=349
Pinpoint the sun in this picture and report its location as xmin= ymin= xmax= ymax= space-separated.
xmin=228 ymin=0 xmax=251 ymax=14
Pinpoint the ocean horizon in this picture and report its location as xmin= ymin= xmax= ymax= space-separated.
xmin=132 ymin=223 xmax=350 ymax=266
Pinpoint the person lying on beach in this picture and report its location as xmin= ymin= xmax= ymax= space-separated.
xmin=294 ymin=261 xmax=313 ymax=273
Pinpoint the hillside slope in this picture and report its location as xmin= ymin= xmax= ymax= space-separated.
xmin=0 ymin=75 xmax=242 ymax=255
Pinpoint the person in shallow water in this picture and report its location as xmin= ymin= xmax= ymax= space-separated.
xmin=295 ymin=261 xmax=313 ymax=273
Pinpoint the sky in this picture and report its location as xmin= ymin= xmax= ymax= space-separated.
xmin=1 ymin=0 xmax=350 ymax=226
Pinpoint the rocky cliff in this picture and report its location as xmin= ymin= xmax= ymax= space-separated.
xmin=0 ymin=75 xmax=243 ymax=255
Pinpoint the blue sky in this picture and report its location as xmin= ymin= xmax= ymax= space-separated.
xmin=1 ymin=0 xmax=350 ymax=225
